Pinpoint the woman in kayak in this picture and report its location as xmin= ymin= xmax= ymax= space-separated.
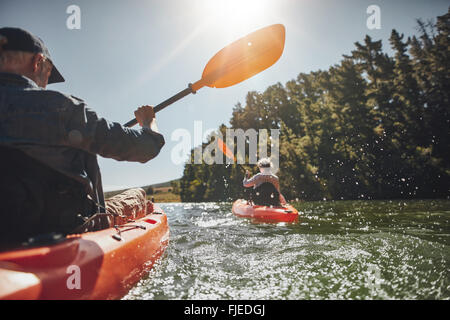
xmin=243 ymin=158 xmax=287 ymax=206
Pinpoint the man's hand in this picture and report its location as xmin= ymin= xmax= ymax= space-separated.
xmin=134 ymin=105 xmax=158 ymax=132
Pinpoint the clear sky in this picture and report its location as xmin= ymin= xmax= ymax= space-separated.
xmin=1 ymin=0 xmax=448 ymax=191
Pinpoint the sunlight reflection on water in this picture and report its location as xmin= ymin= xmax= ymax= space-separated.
xmin=124 ymin=200 xmax=450 ymax=300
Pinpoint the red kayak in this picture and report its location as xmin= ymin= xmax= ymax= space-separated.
xmin=0 ymin=205 xmax=169 ymax=300
xmin=232 ymin=199 xmax=299 ymax=223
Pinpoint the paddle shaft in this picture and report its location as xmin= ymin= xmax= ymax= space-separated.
xmin=123 ymin=83 xmax=196 ymax=127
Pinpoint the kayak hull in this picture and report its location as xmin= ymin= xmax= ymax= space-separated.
xmin=232 ymin=199 xmax=299 ymax=223
xmin=0 ymin=205 xmax=169 ymax=300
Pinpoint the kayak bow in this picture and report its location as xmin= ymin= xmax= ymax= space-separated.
xmin=232 ymin=199 xmax=299 ymax=223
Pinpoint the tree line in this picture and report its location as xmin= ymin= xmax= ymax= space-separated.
xmin=179 ymin=9 xmax=450 ymax=202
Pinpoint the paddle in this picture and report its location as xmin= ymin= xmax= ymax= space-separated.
xmin=216 ymin=136 xmax=254 ymax=203
xmin=124 ymin=24 xmax=286 ymax=127
xmin=216 ymin=136 xmax=249 ymax=176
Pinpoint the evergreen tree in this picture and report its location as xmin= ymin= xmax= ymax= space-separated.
xmin=179 ymin=9 xmax=450 ymax=202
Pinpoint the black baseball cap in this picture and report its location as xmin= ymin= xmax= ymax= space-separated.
xmin=0 ymin=27 xmax=64 ymax=84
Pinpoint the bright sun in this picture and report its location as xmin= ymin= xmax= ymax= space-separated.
xmin=198 ymin=0 xmax=273 ymax=37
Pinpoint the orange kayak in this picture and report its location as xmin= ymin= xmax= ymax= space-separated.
xmin=232 ymin=199 xmax=299 ymax=223
xmin=0 ymin=205 xmax=169 ymax=300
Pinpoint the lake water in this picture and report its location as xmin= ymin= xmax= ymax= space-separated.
xmin=124 ymin=200 xmax=450 ymax=300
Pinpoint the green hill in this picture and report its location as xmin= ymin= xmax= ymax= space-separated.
xmin=104 ymin=179 xmax=180 ymax=200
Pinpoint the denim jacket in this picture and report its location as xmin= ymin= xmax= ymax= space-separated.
xmin=0 ymin=72 xmax=165 ymax=214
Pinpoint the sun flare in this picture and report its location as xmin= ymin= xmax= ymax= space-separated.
xmin=197 ymin=0 xmax=274 ymax=37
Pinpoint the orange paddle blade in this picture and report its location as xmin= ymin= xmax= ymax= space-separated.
xmin=192 ymin=24 xmax=285 ymax=91
xmin=217 ymin=137 xmax=236 ymax=162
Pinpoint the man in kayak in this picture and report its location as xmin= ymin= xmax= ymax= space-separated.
xmin=243 ymin=158 xmax=287 ymax=206
xmin=0 ymin=27 xmax=165 ymax=244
